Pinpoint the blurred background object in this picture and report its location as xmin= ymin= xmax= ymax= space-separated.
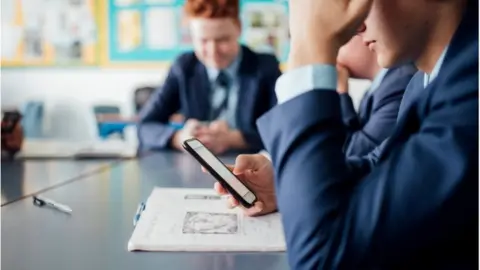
xmin=1 ymin=0 xmax=370 ymax=152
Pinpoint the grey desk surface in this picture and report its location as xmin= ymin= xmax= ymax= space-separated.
xmin=1 ymin=159 xmax=116 ymax=205
xmin=2 ymin=151 xmax=288 ymax=270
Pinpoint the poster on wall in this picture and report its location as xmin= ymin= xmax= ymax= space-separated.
xmin=105 ymin=0 xmax=290 ymax=64
xmin=178 ymin=8 xmax=193 ymax=48
xmin=116 ymin=10 xmax=142 ymax=52
xmin=241 ymin=1 xmax=289 ymax=62
xmin=145 ymin=7 xmax=178 ymax=49
xmin=108 ymin=0 xmax=185 ymax=62
xmin=1 ymin=0 xmax=98 ymax=67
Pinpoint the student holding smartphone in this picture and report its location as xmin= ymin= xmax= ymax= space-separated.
xmin=203 ymin=0 xmax=478 ymax=268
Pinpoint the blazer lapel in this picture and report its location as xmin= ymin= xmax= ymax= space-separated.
xmin=397 ymin=71 xmax=424 ymax=120
xmin=190 ymin=64 xmax=212 ymax=120
xmin=386 ymin=73 xmax=428 ymax=149
xmin=235 ymin=47 xmax=258 ymax=127
xmin=358 ymin=90 xmax=373 ymax=123
xmin=236 ymin=74 xmax=256 ymax=125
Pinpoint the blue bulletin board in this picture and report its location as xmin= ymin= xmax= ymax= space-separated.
xmin=106 ymin=0 xmax=289 ymax=65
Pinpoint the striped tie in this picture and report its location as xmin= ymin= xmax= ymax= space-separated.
xmin=210 ymin=71 xmax=231 ymax=120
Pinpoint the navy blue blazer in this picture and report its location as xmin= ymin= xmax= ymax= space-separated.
xmin=257 ymin=2 xmax=478 ymax=269
xmin=353 ymin=70 xmax=425 ymax=172
xmin=137 ymin=45 xmax=280 ymax=152
xmin=340 ymin=64 xmax=416 ymax=158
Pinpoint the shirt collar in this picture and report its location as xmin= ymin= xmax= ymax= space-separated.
xmin=424 ymin=45 xmax=449 ymax=88
xmin=206 ymin=49 xmax=242 ymax=83
xmin=368 ymin=68 xmax=388 ymax=93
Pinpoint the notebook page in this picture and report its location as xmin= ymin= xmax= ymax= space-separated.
xmin=128 ymin=188 xmax=286 ymax=252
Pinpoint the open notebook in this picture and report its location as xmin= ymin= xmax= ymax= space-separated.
xmin=17 ymin=139 xmax=137 ymax=159
xmin=127 ymin=188 xmax=286 ymax=252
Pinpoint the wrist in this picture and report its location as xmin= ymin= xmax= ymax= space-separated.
xmin=170 ymin=131 xmax=184 ymax=150
xmin=227 ymin=130 xmax=247 ymax=149
xmin=337 ymin=83 xmax=349 ymax=94
xmin=288 ymin=40 xmax=340 ymax=70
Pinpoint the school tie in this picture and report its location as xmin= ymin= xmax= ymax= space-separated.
xmin=210 ymin=71 xmax=231 ymax=121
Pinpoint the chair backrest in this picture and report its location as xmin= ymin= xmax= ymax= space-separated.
xmin=93 ymin=105 xmax=121 ymax=115
xmin=21 ymin=100 xmax=44 ymax=138
xmin=134 ymin=86 xmax=156 ymax=113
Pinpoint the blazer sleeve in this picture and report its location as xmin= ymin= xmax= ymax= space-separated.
xmin=257 ymin=82 xmax=477 ymax=269
xmin=239 ymin=56 xmax=281 ymax=151
xmin=339 ymin=93 xmax=361 ymax=130
xmin=343 ymin=85 xmax=404 ymax=157
xmin=137 ymin=64 xmax=182 ymax=150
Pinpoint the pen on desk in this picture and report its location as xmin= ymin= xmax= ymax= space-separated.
xmin=133 ymin=202 xmax=146 ymax=226
xmin=33 ymin=196 xmax=72 ymax=214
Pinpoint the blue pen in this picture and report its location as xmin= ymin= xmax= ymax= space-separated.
xmin=133 ymin=202 xmax=146 ymax=226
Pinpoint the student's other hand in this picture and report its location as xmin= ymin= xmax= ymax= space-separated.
xmin=336 ymin=64 xmax=350 ymax=94
xmin=171 ymin=119 xmax=203 ymax=150
xmin=288 ymin=0 xmax=373 ymax=69
xmin=212 ymin=154 xmax=277 ymax=216
xmin=169 ymin=113 xmax=185 ymax=123
xmin=209 ymin=120 xmax=229 ymax=133
xmin=196 ymin=120 xmax=231 ymax=154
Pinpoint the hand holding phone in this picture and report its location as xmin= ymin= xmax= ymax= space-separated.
xmin=182 ymin=138 xmax=257 ymax=208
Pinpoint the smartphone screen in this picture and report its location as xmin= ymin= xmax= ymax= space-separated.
xmin=183 ymin=138 xmax=257 ymax=207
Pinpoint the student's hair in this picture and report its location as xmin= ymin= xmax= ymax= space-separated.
xmin=184 ymin=0 xmax=239 ymax=20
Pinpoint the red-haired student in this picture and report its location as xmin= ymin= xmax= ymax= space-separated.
xmin=138 ymin=0 xmax=281 ymax=154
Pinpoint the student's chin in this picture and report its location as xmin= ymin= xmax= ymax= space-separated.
xmin=376 ymin=54 xmax=399 ymax=69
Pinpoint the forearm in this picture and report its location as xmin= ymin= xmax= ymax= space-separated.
xmin=258 ymin=91 xmax=352 ymax=269
xmin=345 ymin=94 xmax=402 ymax=157
xmin=227 ymin=130 xmax=249 ymax=150
xmin=344 ymin=130 xmax=380 ymax=158
xmin=137 ymin=122 xmax=176 ymax=150
xmin=224 ymin=129 xmax=269 ymax=153
xmin=339 ymin=93 xmax=361 ymax=130
xmin=258 ymin=84 xmax=477 ymax=269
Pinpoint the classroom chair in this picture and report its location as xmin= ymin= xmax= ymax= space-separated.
xmin=21 ymin=100 xmax=45 ymax=138
xmin=134 ymin=86 xmax=156 ymax=113
xmin=93 ymin=104 xmax=124 ymax=139
xmin=44 ymin=99 xmax=99 ymax=142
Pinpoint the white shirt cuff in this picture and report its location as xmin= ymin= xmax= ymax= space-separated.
xmin=275 ymin=65 xmax=338 ymax=104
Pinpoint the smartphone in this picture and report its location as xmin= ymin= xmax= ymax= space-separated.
xmin=182 ymin=138 xmax=257 ymax=208
xmin=1 ymin=111 xmax=22 ymax=134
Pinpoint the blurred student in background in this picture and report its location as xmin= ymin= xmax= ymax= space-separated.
xmin=337 ymin=35 xmax=416 ymax=157
xmin=137 ymin=0 xmax=280 ymax=154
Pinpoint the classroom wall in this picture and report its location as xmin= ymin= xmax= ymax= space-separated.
xmin=1 ymin=68 xmax=165 ymax=116
xmin=1 ymin=68 xmax=371 ymax=116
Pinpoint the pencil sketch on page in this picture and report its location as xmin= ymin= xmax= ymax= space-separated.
xmin=184 ymin=194 xmax=222 ymax=200
xmin=182 ymin=211 xmax=238 ymax=234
